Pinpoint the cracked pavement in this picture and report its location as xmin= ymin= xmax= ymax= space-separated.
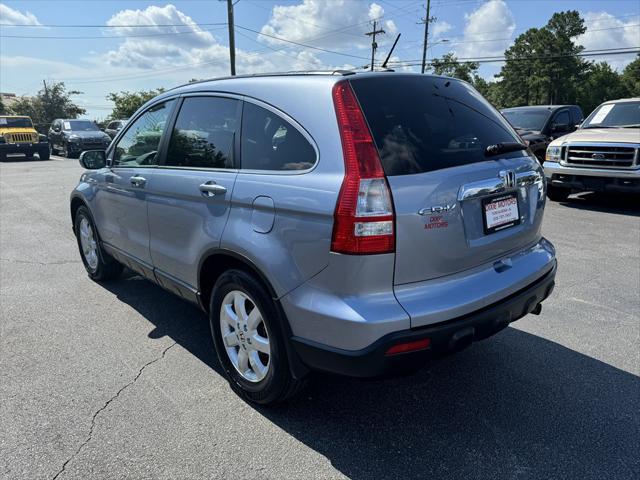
xmin=1 ymin=157 xmax=639 ymax=480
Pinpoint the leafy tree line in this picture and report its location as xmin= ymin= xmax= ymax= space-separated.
xmin=4 ymin=10 xmax=636 ymax=130
xmin=3 ymin=82 xmax=86 ymax=133
xmin=429 ymin=10 xmax=639 ymax=116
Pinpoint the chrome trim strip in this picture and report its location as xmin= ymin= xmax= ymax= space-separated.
xmin=457 ymin=170 xmax=541 ymax=201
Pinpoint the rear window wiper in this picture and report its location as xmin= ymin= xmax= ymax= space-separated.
xmin=485 ymin=142 xmax=528 ymax=157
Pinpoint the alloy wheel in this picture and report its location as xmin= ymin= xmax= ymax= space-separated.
xmin=219 ymin=290 xmax=271 ymax=383
xmin=78 ymin=217 xmax=98 ymax=271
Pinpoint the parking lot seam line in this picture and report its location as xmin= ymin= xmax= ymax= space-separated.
xmin=50 ymin=342 xmax=177 ymax=480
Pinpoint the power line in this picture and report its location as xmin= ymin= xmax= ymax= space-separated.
xmin=386 ymin=47 xmax=640 ymax=67
xmin=235 ymin=25 xmax=370 ymax=60
xmin=0 ymin=26 xmax=226 ymax=39
xmin=0 ymin=22 xmax=227 ymax=28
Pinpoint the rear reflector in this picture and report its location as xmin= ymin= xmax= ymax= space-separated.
xmin=331 ymin=80 xmax=395 ymax=255
xmin=384 ymin=338 xmax=431 ymax=356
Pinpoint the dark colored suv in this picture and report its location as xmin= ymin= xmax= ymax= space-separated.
xmin=48 ymin=119 xmax=111 ymax=158
xmin=501 ymin=105 xmax=584 ymax=162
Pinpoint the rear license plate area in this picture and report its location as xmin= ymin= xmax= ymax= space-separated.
xmin=482 ymin=192 xmax=520 ymax=234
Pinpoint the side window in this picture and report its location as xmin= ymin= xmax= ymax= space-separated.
xmin=166 ymin=97 xmax=238 ymax=169
xmin=240 ymin=102 xmax=316 ymax=171
xmin=571 ymin=107 xmax=583 ymax=125
xmin=107 ymin=122 xmax=116 ymax=130
xmin=112 ymin=100 xmax=174 ymax=167
xmin=554 ymin=110 xmax=570 ymax=126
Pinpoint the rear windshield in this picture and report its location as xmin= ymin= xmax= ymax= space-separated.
xmin=350 ymin=76 xmax=522 ymax=176
xmin=0 ymin=117 xmax=33 ymax=128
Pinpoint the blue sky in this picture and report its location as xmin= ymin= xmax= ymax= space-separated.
xmin=1 ymin=0 xmax=638 ymax=119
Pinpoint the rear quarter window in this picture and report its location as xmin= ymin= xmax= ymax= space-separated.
xmin=350 ymin=76 xmax=522 ymax=176
xmin=240 ymin=102 xmax=316 ymax=172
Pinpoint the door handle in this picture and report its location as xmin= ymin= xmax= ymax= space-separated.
xmin=199 ymin=182 xmax=227 ymax=197
xmin=130 ymin=175 xmax=147 ymax=187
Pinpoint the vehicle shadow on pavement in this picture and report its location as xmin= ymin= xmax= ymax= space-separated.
xmin=559 ymin=192 xmax=640 ymax=217
xmin=104 ymin=272 xmax=639 ymax=480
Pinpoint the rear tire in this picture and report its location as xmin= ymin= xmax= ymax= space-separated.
xmin=74 ymin=206 xmax=123 ymax=281
xmin=0 ymin=152 xmax=6 ymax=161
xmin=210 ymin=269 xmax=304 ymax=405
xmin=547 ymin=185 xmax=571 ymax=202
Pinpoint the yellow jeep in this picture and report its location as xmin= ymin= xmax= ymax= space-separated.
xmin=0 ymin=116 xmax=50 ymax=160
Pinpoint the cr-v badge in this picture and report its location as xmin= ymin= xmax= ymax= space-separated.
xmin=418 ymin=204 xmax=456 ymax=216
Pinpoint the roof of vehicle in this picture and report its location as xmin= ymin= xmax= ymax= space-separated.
xmin=0 ymin=115 xmax=31 ymax=119
xmin=501 ymin=105 xmax=579 ymax=112
xmin=163 ymin=70 xmax=455 ymax=97
xmin=600 ymin=97 xmax=640 ymax=104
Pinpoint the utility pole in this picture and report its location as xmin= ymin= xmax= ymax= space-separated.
xmin=226 ymin=0 xmax=236 ymax=75
xmin=420 ymin=0 xmax=432 ymax=74
xmin=365 ymin=20 xmax=385 ymax=72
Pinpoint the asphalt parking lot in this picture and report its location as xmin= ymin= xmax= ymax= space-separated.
xmin=1 ymin=155 xmax=639 ymax=480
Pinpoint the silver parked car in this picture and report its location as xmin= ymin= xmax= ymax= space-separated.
xmin=70 ymin=72 xmax=557 ymax=404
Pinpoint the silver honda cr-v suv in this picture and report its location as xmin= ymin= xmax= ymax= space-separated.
xmin=70 ymin=72 xmax=557 ymax=404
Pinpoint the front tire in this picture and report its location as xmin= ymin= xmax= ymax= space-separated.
xmin=39 ymin=148 xmax=50 ymax=160
xmin=547 ymin=184 xmax=571 ymax=202
xmin=74 ymin=206 xmax=123 ymax=281
xmin=210 ymin=270 xmax=304 ymax=404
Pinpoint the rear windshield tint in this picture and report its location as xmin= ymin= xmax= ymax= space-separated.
xmin=350 ymin=76 xmax=522 ymax=176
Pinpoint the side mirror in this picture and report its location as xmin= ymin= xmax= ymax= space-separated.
xmin=54 ymin=127 xmax=60 ymax=132
xmin=79 ymin=150 xmax=106 ymax=170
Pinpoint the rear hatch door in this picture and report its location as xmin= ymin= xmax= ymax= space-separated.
xmin=350 ymin=75 xmax=545 ymax=285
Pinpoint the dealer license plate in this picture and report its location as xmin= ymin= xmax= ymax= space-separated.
xmin=482 ymin=193 xmax=520 ymax=234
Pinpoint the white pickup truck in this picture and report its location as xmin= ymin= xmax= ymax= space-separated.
xmin=544 ymin=98 xmax=640 ymax=201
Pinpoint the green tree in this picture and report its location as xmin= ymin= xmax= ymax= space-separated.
xmin=577 ymin=62 xmax=629 ymax=115
xmin=621 ymin=55 xmax=640 ymax=97
xmin=498 ymin=11 xmax=588 ymax=107
xmin=106 ymin=88 xmax=166 ymax=120
xmin=430 ymin=52 xmax=480 ymax=84
xmin=473 ymin=77 xmax=504 ymax=108
xmin=7 ymin=82 xmax=85 ymax=132
xmin=0 ymin=98 xmax=6 ymax=115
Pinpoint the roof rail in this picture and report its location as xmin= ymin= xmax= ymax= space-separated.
xmin=170 ymin=70 xmax=358 ymax=91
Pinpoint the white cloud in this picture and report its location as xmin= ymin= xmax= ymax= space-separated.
xmin=454 ymin=0 xmax=516 ymax=59
xmin=260 ymin=0 xmax=394 ymax=50
xmin=103 ymin=3 xmax=350 ymax=73
xmin=577 ymin=11 xmax=640 ymax=70
xmin=0 ymin=3 xmax=41 ymax=26
xmin=432 ymin=21 xmax=452 ymax=39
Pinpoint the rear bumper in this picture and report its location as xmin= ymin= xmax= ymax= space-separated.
xmin=544 ymin=161 xmax=640 ymax=193
xmin=292 ymin=261 xmax=556 ymax=377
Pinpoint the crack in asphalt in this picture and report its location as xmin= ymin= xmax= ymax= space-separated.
xmin=0 ymin=258 xmax=78 ymax=266
xmin=1 ymin=258 xmax=77 ymax=266
xmin=50 ymin=342 xmax=177 ymax=480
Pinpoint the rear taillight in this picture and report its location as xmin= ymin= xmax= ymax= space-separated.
xmin=331 ymin=81 xmax=395 ymax=255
